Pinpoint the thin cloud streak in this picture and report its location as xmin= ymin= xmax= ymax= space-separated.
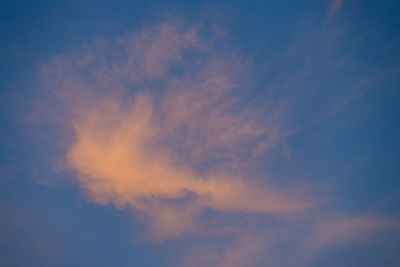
xmin=327 ymin=0 xmax=345 ymax=21
xmin=309 ymin=214 xmax=400 ymax=252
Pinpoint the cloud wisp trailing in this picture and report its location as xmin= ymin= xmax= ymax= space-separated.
xmin=326 ymin=0 xmax=346 ymax=21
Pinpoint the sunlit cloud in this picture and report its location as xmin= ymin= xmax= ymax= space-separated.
xmin=66 ymin=93 xmax=310 ymax=239
xmin=39 ymin=20 xmax=313 ymax=241
xmin=36 ymin=18 xmax=400 ymax=266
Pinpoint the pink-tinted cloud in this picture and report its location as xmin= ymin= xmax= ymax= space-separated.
xmin=309 ymin=214 xmax=400 ymax=252
xmin=327 ymin=0 xmax=345 ymax=21
xmin=36 ymin=18 xmax=400 ymax=266
xmin=39 ymin=20 xmax=312 ymax=241
xmin=66 ymin=95 xmax=309 ymax=239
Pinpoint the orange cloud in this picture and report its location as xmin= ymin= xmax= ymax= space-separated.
xmin=35 ymin=18 xmax=400 ymax=266
xmin=65 ymin=72 xmax=310 ymax=240
xmin=39 ymin=20 xmax=313 ymax=240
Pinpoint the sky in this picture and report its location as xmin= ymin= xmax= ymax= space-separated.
xmin=1 ymin=0 xmax=400 ymax=266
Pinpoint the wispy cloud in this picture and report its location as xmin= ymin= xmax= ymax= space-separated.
xmin=36 ymin=18 xmax=400 ymax=266
xmin=309 ymin=214 xmax=400 ymax=252
xmin=327 ymin=0 xmax=346 ymax=21
xmin=66 ymin=94 xmax=309 ymax=239
xmin=39 ymin=20 xmax=312 ymax=241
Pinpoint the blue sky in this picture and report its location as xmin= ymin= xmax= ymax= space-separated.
xmin=1 ymin=1 xmax=400 ymax=266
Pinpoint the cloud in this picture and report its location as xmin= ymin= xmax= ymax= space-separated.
xmin=309 ymin=214 xmax=400 ymax=252
xmin=36 ymin=18 xmax=400 ymax=266
xmin=66 ymin=93 xmax=310 ymax=239
xmin=327 ymin=0 xmax=345 ymax=21
xmin=39 ymin=20 xmax=312 ymax=241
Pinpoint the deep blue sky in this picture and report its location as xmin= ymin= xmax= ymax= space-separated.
xmin=1 ymin=1 xmax=400 ymax=266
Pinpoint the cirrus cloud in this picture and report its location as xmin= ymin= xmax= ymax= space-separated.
xmin=39 ymin=20 xmax=313 ymax=241
xmin=35 ymin=18 xmax=400 ymax=266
